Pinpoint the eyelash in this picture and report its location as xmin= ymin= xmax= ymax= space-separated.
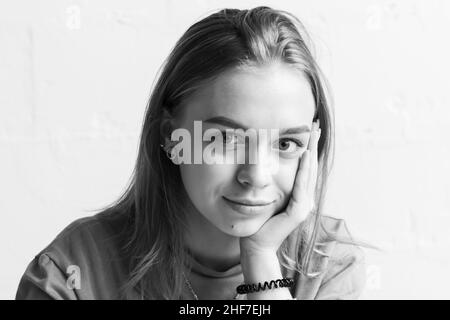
xmin=214 ymin=131 xmax=242 ymax=145
xmin=216 ymin=131 xmax=304 ymax=150
xmin=279 ymin=138 xmax=304 ymax=150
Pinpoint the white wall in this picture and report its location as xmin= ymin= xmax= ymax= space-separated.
xmin=1 ymin=0 xmax=449 ymax=299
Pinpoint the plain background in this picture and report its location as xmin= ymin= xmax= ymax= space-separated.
xmin=1 ymin=0 xmax=449 ymax=299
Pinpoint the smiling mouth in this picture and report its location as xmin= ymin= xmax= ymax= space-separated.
xmin=222 ymin=196 xmax=274 ymax=206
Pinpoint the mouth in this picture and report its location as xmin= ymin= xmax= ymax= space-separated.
xmin=222 ymin=196 xmax=275 ymax=215
xmin=222 ymin=196 xmax=274 ymax=206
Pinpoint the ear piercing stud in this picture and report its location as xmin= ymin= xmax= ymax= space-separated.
xmin=160 ymin=143 xmax=176 ymax=161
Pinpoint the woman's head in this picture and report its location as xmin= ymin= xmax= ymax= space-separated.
xmin=105 ymin=6 xmax=334 ymax=299
xmin=173 ymin=62 xmax=316 ymax=238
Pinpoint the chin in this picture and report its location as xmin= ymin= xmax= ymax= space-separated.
xmin=218 ymin=220 xmax=264 ymax=238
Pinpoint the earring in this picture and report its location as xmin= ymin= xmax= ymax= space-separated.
xmin=160 ymin=143 xmax=177 ymax=162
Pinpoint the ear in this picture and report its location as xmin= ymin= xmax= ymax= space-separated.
xmin=160 ymin=108 xmax=177 ymax=145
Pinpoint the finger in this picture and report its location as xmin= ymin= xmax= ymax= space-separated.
xmin=312 ymin=121 xmax=321 ymax=161
xmin=286 ymin=148 xmax=310 ymax=218
xmin=307 ymin=121 xmax=320 ymax=157
xmin=308 ymin=122 xmax=321 ymax=196
xmin=307 ymin=121 xmax=318 ymax=149
xmin=308 ymin=122 xmax=321 ymax=152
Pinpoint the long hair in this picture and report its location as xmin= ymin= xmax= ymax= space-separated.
xmin=92 ymin=6 xmax=364 ymax=299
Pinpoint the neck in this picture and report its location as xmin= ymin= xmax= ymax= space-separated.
xmin=184 ymin=205 xmax=241 ymax=272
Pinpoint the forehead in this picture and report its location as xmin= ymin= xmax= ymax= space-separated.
xmin=178 ymin=63 xmax=316 ymax=129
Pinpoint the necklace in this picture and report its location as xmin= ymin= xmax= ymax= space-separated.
xmin=182 ymin=272 xmax=244 ymax=300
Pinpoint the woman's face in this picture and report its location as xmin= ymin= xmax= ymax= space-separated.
xmin=175 ymin=62 xmax=316 ymax=237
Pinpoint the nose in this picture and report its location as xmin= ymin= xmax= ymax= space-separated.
xmin=236 ymin=163 xmax=271 ymax=188
xmin=236 ymin=145 xmax=275 ymax=189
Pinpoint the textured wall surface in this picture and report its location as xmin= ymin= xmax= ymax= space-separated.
xmin=1 ymin=0 xmax=449 ymax=299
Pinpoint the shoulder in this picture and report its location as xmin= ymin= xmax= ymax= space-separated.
xmin=317 ymin=215 xmax=366 ymax=299
xmin=296 ymin=215 xmax=366 ymax=300
xmin=318 ymin=215 xmax=365 ymax=264
xmin=43 ymin=211 xmax=129 ymax=262
xmin=15 ymin=211 xmax=132 ymax=300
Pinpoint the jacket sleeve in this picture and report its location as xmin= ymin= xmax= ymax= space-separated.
xmin=15 ymin=253 xmax=78 ymax=300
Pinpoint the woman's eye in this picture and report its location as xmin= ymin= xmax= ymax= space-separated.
xmin=221 ymin=131 xmax=243 ymax=146
xmin=223 ymin=132 xmax=234 ymax=144
xmin=278 ymin=138 xmax=304 ymax=152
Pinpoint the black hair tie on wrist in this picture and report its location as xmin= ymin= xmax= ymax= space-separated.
xmin=236 ymin=278 xmax=294 ymax=295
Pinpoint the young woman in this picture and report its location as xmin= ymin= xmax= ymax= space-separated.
xmin=16 ymin=6 xmax=366 ymax=300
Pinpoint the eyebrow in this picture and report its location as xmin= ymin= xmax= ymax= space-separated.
xmin=203 ymin=116 xmax=311 ymax=135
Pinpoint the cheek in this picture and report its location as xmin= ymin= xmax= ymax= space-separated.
xmin=179 ymin=164 xmax=234 ymax=201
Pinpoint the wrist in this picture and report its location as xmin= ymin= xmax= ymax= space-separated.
xmin=240 ymin=251 xmax=293 ymax=300
xmin=241 ymin=250 xmax=280 ymax=282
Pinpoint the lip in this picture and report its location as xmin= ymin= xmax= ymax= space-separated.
xmin=222 ymin=196 xmax=274 ymax=206
xmin=222 ymin=196 xmax=275 ymax=215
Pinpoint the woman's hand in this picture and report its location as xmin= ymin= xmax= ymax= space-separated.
xmin=240 ymin=119 xmax=321 ymax=256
